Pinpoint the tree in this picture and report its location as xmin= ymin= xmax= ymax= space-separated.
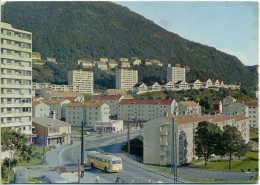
xmin=221 ymin=125 xmax=250 ymax=170
xmin=1 ymin=128 xmax=35 ymax=182
xmin=194 ymin=121 xmax=223 ymax=166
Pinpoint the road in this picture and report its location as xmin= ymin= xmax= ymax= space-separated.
xmin=59 ymin=131 xmax=195 ymax=183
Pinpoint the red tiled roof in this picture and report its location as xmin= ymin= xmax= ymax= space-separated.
xmin=200 ymin=78 xmax=210 ymax=82
xmin=180 ymin=101 xmax=200 ymax=107
xmin=66 ymin=101 xmax=104 ymax=107
xmin=32 ymin=101 xmax=42 ymax=107
xmin=91 ymin=95 xmax=122 ymax=100
xmin=244 ymin=102 xmax=258 ymax=107
xmin=119 ymin=99 xmax=174 ymax=105
xmin=213 ymin=100 xmax=221 ymax=104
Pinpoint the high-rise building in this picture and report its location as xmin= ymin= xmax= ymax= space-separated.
xmin=116 ymin=69 xmax=138 ymax=91
xmin=167 ymin=64 xmax=186 ymax=83
xmin=0 ymin=22 xmax=33 ymax=136
xmin=68 ymin=70 xmax=94 ymax=94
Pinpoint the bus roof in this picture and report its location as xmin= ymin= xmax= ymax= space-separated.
xmin=87 ymin=151 xmax=122 ymax=161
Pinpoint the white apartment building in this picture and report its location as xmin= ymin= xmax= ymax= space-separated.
xmin=223 ymin=102 xmax=249 ymax=117
xmin=65 ymin=102 xmax=110 ymax=126
xmin=80 ymin=61 xmax=93 ymax=68
xmin=143 ymin=114 xmax=250 ymax=166
xmin=121 ymin=61 xmax=131 ymax=68
xmin=116 ymin=69 xmax=138 ymax=91
xmin=68 ymin=70 xmax=94 ymax=94
xmin=0 ymin=22 xmax=33 ymax=136
xmin=91 ymin=95 xmax=124 ymax=116
xmin=95 ymin=61 xmax=108 ymax=70
xmin=167 ymin=64 xmax=186 ymax=83
xmin=32 ymin=101 xmax=50 ymax=117
xmin=42 ymin=99 xmax=71 ymax=120
xmin=178 ymin=101 xmax=201 ymax=115
xmin=118 ymin=99 xmax=178 ymax=121
xmin=245 ymin=102 xmax=258 ymax=128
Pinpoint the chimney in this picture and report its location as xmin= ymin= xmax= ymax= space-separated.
xmin=49 ymin=110 xmax=56 ymax=120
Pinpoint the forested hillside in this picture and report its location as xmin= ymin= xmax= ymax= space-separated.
xmin=2 ymin=1 xmax=258 ymax=87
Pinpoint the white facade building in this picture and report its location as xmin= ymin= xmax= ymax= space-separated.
xmin=167 ymin=64 xmax=186 ymax=84
xmin=68 ymin=70 xmax=94 ymax=94
xmin=178 ymin=101 xmax=201 ymax=115
xmin=116 ymin=69 xmax=138 ymax=91
xmin=245 ymin=102 xmax=259 ymax=128
xmin=42 ymin=99 xmax=71 ymax=120
xmin=0 ymin=22 xmax=33 ymax=136
xmin=143 ymin=114 xmax=250 ymax=166
xmin=32 ymin=101 xmax=50 ymax=118
xmin=133 ymin=82 xmax=148 ymax=94
xmin=118 ymin=99 xmax=178 ymax=121
xmin=65 ymin=102 xmax=110 ymax=126
xmin=223 ymin=102 xmax=249 ymax=117
xmin=147 ymin=82 xmax=161 ymax=92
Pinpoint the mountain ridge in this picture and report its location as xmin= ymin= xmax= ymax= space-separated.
xmin=1 ymin=1 xmax=258 ymax=87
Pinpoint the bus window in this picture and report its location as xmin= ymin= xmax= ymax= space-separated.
xmin=117 ymin=160 xmax=122 ymax=164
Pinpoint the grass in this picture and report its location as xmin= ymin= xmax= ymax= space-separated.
xmin=147 ymin=164 xmax=172 ymax=173
xmin=250 ymin=128 xmax=258 ymax=143
xmin=29 ymin=176 xmax=41 ymax=183
xmin=245 ymin=152 xmax=258 ymax=160
xmin=193 ymin=160 xmax=259 ymax=172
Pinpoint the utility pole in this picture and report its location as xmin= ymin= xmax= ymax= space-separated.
xmin=43 ymin=127 xmax=46 ymax=163
xmin=78 ymin=155 xmax=80 ymax=183
xmin=127 ymin=114 xmax=130 ymax=157
xmin=80 ymin=121 xmax=85 ymax=177
xmin=171 ymin=117 xmax=178 ymax=183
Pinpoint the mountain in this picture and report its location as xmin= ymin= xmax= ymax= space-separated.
xmin=1 ymin=1 xmax=258 ymax=87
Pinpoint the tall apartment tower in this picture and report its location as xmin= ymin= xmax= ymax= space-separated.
xmin=0 ymin=22 xmax=33 ymax=136
xmin=68 ymin=70 xmax=94 ymax=94
xmin=116 ymin=68 xmax=138 ymax=91
xmin=167 ymin=64 xmax=186 ymax=83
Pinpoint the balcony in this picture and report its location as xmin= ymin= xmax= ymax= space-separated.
xmin=160 ymin=141 xmax=168 ymax=146
xmin=1 ymin=93 xmax=32 ymax=98
xmin=160 ymin=130 xmax=168 ymax=136
xmin=1 ymin=53 xmax=31 ymax=62
xmin=1 ymin=102 xmax=31 ymax=108
xmin=1 ymin=73 xmax=31 ymax=80
xmin=1 ymin=83 xmax=31 ymax=89
xmin=1 ymin=33 xmax=31 ymax=44
xmin=1 ymin=63 xmax=31 ymax=70
xmin=1 ymin=42 xmax=31 ymax=52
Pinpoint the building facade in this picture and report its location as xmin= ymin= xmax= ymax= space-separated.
xmin=167 ymin=64 xmax=186 ymax=84
xmin=143 ymin=114 xmax=250 ymax=166
xmin=32 ymin=101 xmax=50 ymax=117
xmin=118 ymin=99 xmax=178 ymax=121
xmin=178 ymin=101 xmax=201 ymax=115
xmin=116 ymin=69 xmax=138 ymax=91
xmin=68 ymin=70 xmax=94 ymax=94
xmin=0 ymin=22 xmax=33 ymax=136
xmin=244 ymin=102 xmax=259 ymax=128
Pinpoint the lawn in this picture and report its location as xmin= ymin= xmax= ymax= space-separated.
xmin=250 ymin=128 xmax=258 ymax=143
xmin=193 ymin=160 xmax=258 ymax=172
xmin=245 ymin=152 xmax=258 ymax=160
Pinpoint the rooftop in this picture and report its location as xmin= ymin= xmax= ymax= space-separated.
xmin=91 ymin=95 xmax=123 ymax=100
xmin=244 ymin=102 xmax=258 ymax=107
xmin=180 ymin=101 xmax=200 ymax=107
xmin=42 ymin=99 xmax=70 ymax=104
xmin=66 ymin=101 xmax=104 ymax=107
xmin=119 ymin=99 xmax=174 ymax=105
xmin=33 ymin=117 xmax=70 ymax=127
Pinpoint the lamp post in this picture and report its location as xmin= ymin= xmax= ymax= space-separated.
xmin=81 ymin=120 xmax=86 ymax=177
xmin=127 ymin=114 xmax=130 ymax=157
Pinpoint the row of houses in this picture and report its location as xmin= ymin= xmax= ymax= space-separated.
xmin=143 ymin=114 xmax=250 ymax=166
xmin=77 ymin=57 xmax=163 ymax=70
xmin=133 ymin=79 xmax=225 ymax=94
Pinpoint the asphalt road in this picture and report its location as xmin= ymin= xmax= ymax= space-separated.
xmin=59 ymin=131 xmax=195 ymax=183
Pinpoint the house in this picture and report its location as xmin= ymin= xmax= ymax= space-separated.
xmin=46 ymin=57 xmax=57 ymax=64
xmin=188 ymin=79 xmax=202 ymax=89
xmin=80 ymin=60 xmax=93 ymax=68
xmin=41 ymin=90 xmax=84 ymax=102
xmin=42 ymin=99 xmax=71 ymax=119
xmin=132 ymin=58 xmax=141 ymax=65
xmin=175 ymin=81 xmax=188 ymax=90
xmin=161 ymin=81 xmax=175 ymax=91
xmin=213 ymin=100 xmax=223 ymax=114
xmin=121 ymin=61 xmax=131 ymax=68
xmin=144 ymin=59 xmax=152 ymax=65
xmin=105 ymin=89 xmax=127 ymax=95
xmin=211 ymin=79 xmax=220 ymax=87
xmin=32 ymin=116 xmax=71 ymax=146
xmin=143 ymin=114 xmax=249 ymax=166
xmin=91 ymin=95 xmax=125 ymax=117
xmin=93 ymin=120 xmax=124 ymax=133
xmin=95 ymin=61 xmax=108 ymax=70
xmin=223 ymin=102 xmax=248 ymax=117
xmin=151 ymin=59 xmax=163 ymax=66
xmin=244 ymin=102 xmax=258 ymax=128
xmin=108 ymin=59 xmax=118 ymax=68
xmin=65 ymin=102 xmax=110 ymax=126
xmin=133 ymin=82 xmax=148 ymax=94
xmin=77 ymin=59 xmax=86 ymax=65
xmin=32 ymin=101 xmax=50 ymax=118
xmin=219 ymin=80 xmax=224 ymax=87
xmin=119 ymin=58 xmax=128 ymax=62
xmin=100 ymin=58 xmax=108 ymax=63
xmin=147 ymin=82 xmax=161 ymax=92
xmin=118 ymin=99 xmax=178 ymax=121
xmin=223 ymin=96 xmax=236 ymax=105
xmin=200 ymin=78 xmax=212 ymax=88
xmin=178 ymin=101 xmax=201 ymax=115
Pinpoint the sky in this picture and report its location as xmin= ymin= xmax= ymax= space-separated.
xmin=115 ymin=1 xmax=259 ymax=66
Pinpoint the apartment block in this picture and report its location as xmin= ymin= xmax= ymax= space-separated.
xmin=118 ymin=99 xmax=178 ymax=121
xmin=68 ymin=70 xmax=94 ymax=94
xmin=91 ymin=95 xmax=124 ymax=117
xmin=116 ymin=69 xmax=138 ymax=91
xmin=178 ymin=101 xmax=201 ymax=115
xmin=245 ymin=102 xmax=258 ymax=128
xmin=42 ymin=99 xmax=71 ymax=120
xmin=32 ymin=101 xmax=50 ymax=117
xmin=0 ymin=22 xmax=33 ymax=136
xmin=65 ymin=102 xmax=110 ymax=126
xmin=167 ymin=64 xmax=185 ymax=83
xmin=143 ymin=114 xmax=250 ymax=166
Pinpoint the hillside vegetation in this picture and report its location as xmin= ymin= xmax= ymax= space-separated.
xmin=2 ymin=1 xmax=258 ymax=87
